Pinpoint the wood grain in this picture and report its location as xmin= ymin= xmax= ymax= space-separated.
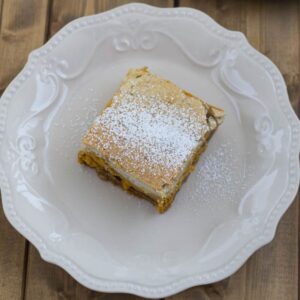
xmin=0 ymin=0 xmax=50 ymax=93
xmin=26 ymin=246 xmax=146 ymax=300
xmin=0 ymin=203 xmax=26 ymax=300
xmin=0 ymin=1 xmax=50 ymax=300
xmin=241 ymin=2 xmax=299 ymax=299
xmin=168 ymin=1 xmax=299 ymax=300
xmin=48 ymin=0 xmax=173 ymax=38
xmin=0 ymin=1 xmax=3 ymax=30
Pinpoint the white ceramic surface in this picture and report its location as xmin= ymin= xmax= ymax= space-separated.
xmin=0 ymin=3 xmax=299 ymax=298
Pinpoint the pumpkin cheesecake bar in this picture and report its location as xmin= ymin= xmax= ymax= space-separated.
xmin=78 ymin=67 xmax=224 ymax=213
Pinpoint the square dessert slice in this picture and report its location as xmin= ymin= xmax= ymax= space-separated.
xmin=78 ymin=67 xmax=224 ymax=213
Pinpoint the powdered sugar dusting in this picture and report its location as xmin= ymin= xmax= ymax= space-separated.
xmin=174 ymin=141 xmax=254 ymax=220
xmin=84 ymin=71 xmax=211 ymax=189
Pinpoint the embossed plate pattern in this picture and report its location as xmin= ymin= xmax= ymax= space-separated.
xmin=0 ymin=4 xmax=299 ymax=298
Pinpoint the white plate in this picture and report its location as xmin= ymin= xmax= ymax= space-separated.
xmin=0 ymin=3 xmax=299 ymax=298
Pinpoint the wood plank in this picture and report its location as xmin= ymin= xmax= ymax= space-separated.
xmin=26 ymin=246 xmax=147 ymax=300
xmin=169 ymin=1 xmax=299 ymax=300
xmin=0 ymin=1 xmax=3 ymax=31
xmin=0 ymin=204 xmax=27 ymax=300
xmin=0 ymin=1 xmax=50 ymax=299
xmin=48 ymin=0 xmax=173 ymax=38
xmin=25 ymin=2 xmax=174 ymax=300
xmin=179 ymin=0 xmax=246 ymax=31
xmin=167 ymin=2 xmax=247 ymax=300
xmin=241 ymin=1 xmax=299 ymax=299
xmin=0 ymin=0 xmax=50 ymax=92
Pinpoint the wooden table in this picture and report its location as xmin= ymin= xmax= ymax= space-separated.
xmin=0 ymin=1 xmax=298 ymax=299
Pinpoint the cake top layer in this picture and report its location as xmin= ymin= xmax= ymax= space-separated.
xmin=82 ymin=68 xmax=220 ymax=194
